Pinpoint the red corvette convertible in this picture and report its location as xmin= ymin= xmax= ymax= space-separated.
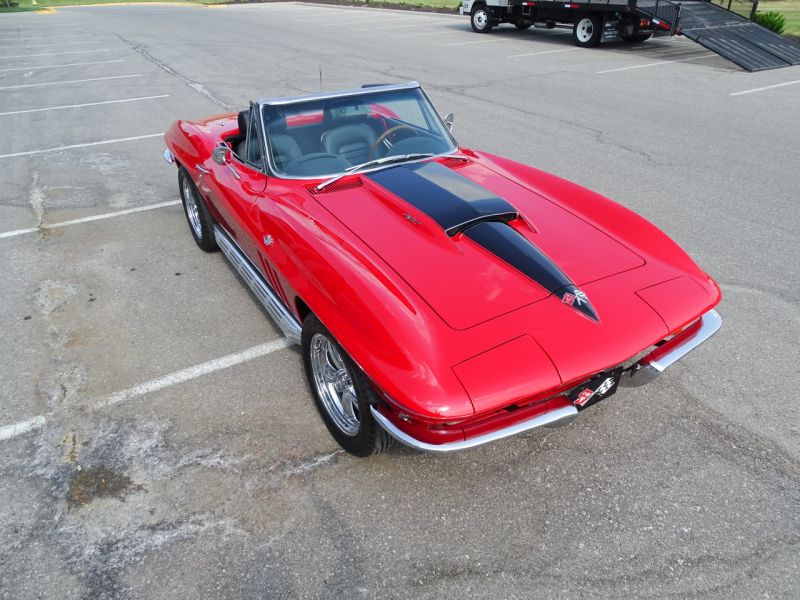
xmin=163 ymin=82 xmax=721 ymax=456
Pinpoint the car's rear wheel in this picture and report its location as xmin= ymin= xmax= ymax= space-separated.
xmin=178 ymin=167 xmax=217 ymax=252
xmin=302 ymin=314 xmax=391 ymax=457
xmin=471 ymin=5 xmax=493 ymax=34
xmin=573 ymin=14 xmax=603 ymax=47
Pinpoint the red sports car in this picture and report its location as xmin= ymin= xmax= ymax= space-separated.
xmin=163 ymin=82 xmax=721 ymax=456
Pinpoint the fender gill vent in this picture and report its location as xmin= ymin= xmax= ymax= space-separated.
xmin=306 ymin=179 xmax=363 ymax=195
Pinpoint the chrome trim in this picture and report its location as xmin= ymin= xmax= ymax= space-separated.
xmin=370 ymin=405 xmax=578 ymax=453
xmin=213 ymin=225 xmax=302 ymax=345
xmin=163 ymin=149 xmax=175 ymax=164
xmin=195 ymin=163 xmax=211 ymax=175
xmin=620 ymin=309 xmax=722 ymax=387
xmin=649 ymin=309 xmax=722 ymax=371
xmin=257 ymin=81 xmax=421 ymax=107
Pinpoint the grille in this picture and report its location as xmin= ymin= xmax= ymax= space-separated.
xmin=306 ymin=178 xmax=363 ymax=195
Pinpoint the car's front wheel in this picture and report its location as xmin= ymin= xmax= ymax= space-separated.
xmin=178 ymin=167 xmax=217 ymax=252
xmin=302 ymin=314 xmax=391 ymax=457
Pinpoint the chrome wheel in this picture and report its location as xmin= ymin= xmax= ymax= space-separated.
xmin=309 ymin=333 xmax=360 ymax=437
xmin=182 ymin=176 xmax=203 ymax=239
xmin=576 ymin=18 xmax=594 ymax=43
xmin=473 ymin=10 xmax=488 ymax=30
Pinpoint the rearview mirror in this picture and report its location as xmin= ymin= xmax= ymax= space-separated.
xmin=443 ymin=112 xmax=454 ymax=133
xmin=212 ymin=146 xmax=231 ymax=166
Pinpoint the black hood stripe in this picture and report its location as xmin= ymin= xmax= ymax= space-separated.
xmin=368 ymin=161 xmax=517 ymax=236
xmin=368 ymin=161 xmax=599 ymax=321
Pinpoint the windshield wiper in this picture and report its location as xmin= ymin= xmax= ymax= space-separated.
xmin=315 ymin=153 xmax=433 ymax=192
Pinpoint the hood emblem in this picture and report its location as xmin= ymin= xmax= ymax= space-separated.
xmin=561 ymin=288 xmax=588 ymax=307
xmin=559 ymin=286 xmax=599 ymax=321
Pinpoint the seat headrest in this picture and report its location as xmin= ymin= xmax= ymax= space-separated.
xmin=237 ymin=110 xmax=248 ymax=137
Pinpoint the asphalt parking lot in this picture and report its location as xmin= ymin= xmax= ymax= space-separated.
xmin=1 ymin=2 xmax=798 ymax=598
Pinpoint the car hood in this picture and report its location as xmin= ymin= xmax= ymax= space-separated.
xmin=311 ymin=158 xmax=645 ymax=330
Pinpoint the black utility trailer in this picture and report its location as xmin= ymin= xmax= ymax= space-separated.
xmin=459 ymin=0 xmax=800 ymax=71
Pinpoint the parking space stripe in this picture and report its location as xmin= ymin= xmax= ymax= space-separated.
xmin=0 ymin=415 xmax=47 ymax=442
xmin=0 ymin=73 xmax=142 ymax=91
xmin=0 ymin=200 xmax=179 ymax=239
xmin=730 ymin=79 xmax=800 ymax=96
xmin=0 ymin=48 xmax=112 ymax=60
xmin=0 ymin=132 xmax=163 ymax=161
xmin=0 ymin=339 xmax=292 ymax=442
xmin=0 ymin=94 xmax=169 ymax=117
xmin=95 ymin=338 xmax=292 ymax=410
xmin=0 ymin=59 xmax=123 ymax=73
xmin=444 ymin=38 xmax=504 ymax=46
xmin=0 ymin=40 xmax=98 ymax=49
xmin=507 ymin=48 xmax=580 ymax=59
xmin=0 ymin=33 xmax=92 ymax=42
xmin=597 ymin=53 xmax=714 ymax=74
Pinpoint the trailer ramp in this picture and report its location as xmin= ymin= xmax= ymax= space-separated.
xmin=635 ymin=0 xmax=800 ymax=71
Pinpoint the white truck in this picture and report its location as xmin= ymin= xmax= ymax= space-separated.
xmin=459 ymin=0 xmax=664 ymax=47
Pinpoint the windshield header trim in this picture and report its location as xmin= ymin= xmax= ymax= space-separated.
xmin=256 ymin=81 xmax=421 ymax=107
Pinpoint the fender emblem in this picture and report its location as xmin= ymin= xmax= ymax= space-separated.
xmin=263 ymin=235 xmax=274 ymax=246
xmin=562 ymin=288 xmax=588 ymax=306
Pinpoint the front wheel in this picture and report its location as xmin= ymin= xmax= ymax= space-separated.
xmin=471 ymin=6 xmax=493 ymax=34
xmin=573 ymin=14 xmax=603 ymax=48
xmin=178 ymin=167 xmax=217 ymax=252
xmin=302 ymin=315 xmax=391 ymax=457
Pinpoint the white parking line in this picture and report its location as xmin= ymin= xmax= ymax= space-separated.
xmin=444 ymin=38 xmax=504 ymax=47
xmin=0 ymin=40 xmax=99 ymax=50
xmin=597 ymin=53 xmax=714 ymax=74
xmin=0 ymin=73 xmax=142 ymax=91
xmin=0 ymin=132 xmax=163 ymax=161
xmin=0 ymin=48 xmax=113 ymax=60
xmin=0 ymin=339 xmax=292 ymax=442
xmin=0 ymin=58 xmax=123 ymax=73
xmin=730 ymin=79 xmax=800 ymax=96
xmin=507 ymin=47 xmax=581 ymax=59
xmin=0 ymin=199 xmax=179 ymax=239
xmin=400 ymin=30 xmax=461 ymax=38
xmin=0 ymin=94 xmax=169 ymax=117
xmin=0 ymin=33 xmax=92 ymax=42
xmin=0 ymin=415 xmax=47 ymax=442
xmin=95 ymin=338 xmax=292 ymax=409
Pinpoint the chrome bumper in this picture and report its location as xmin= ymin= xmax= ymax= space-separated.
xmin=370 ymin=404 xmax=578 ymax=453
xmin=620 ymin=308 xmax=722 ymax=387
xmin=372 ymin=308 xmax=721 ymax=453
xmin=163 ymin=149 xmax=175 ymax=164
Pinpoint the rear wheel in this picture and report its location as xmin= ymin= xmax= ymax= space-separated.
xmin=302 ymin=315 xmax=391 ymax=457
xmin=515 ymin=22 xmax=532 ymax=31
xmin=178 ymin=167 xmax=217 ymax=252
xmin=573 ymin=14 xmax=603 ymax=48
xmin=471 ymin=5 xmax=493 ymax=33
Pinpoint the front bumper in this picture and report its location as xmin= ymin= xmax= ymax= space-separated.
xmin=373 ymin=308 xmax=722 ymax=453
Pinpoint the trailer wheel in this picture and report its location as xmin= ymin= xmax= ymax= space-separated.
xmin=573 ymin=15 xmax=603 ymax=48
xmin=471 ymin=4 xmax=493 ymax=34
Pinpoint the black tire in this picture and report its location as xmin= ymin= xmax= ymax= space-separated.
xmin=515 ymin=22 xmax=532 ymax=31
xmin=573 ymin=14 xmax=603 ymax=48
xmin=302 ymin=314 xmax=391 ymax=457
xmin=470 ymin=5 xmax=493 ymax=34
xmin=178 ymin=167 xmax=217 ymax=252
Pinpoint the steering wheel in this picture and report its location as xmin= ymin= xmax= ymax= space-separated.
xmin=369 ymin=125 xmax=419 ymax=159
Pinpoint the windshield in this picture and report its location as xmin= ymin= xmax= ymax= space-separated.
xmin=261 ymin=88 xmax=456 ymax=178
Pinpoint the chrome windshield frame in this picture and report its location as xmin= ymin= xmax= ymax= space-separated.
xmin=256 ymin=82 xmax=459 ymax=182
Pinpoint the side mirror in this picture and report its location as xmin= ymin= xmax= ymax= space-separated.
xmin=212 ymin=145 xmax=231 ymax=166
xmin=443 ymin=112 xmax=455 ymax=133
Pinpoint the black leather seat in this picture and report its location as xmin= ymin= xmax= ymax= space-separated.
xmin=321 ymin=122 xmax=376 ymax=165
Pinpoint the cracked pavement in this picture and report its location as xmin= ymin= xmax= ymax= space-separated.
xmin=0 ymin=3 xmax=798 ymax=599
